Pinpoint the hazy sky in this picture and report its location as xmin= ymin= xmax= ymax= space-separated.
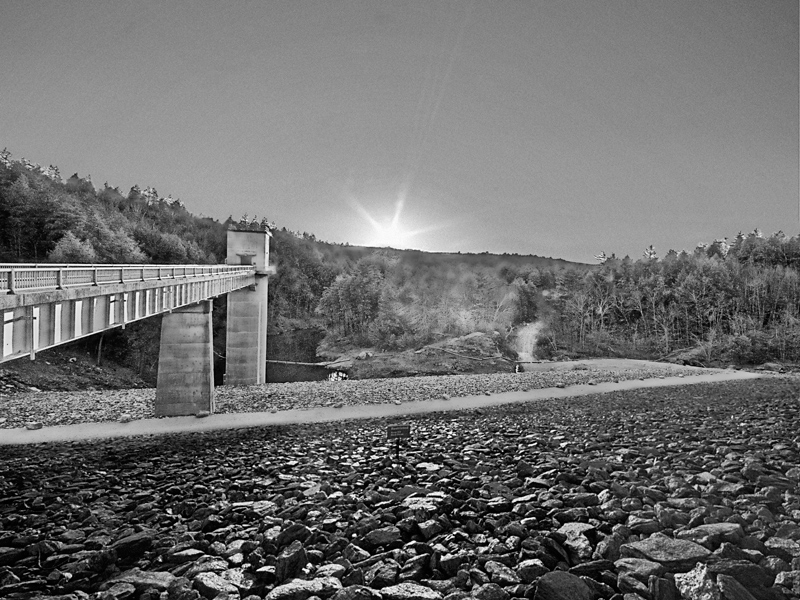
xmin=1 ymin=1 xmax=797 ymax=263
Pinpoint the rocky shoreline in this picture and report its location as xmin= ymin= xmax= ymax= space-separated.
xmin=1 ymin=376 xmax=799 ymax=599
xmin=0 ymin=365 xmax=714 ymax=430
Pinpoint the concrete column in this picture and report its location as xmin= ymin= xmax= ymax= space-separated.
xmin=225 ymin=228 xmax=271 ymax=385
xmin=155 ymin=300 xmax=214 ymax=416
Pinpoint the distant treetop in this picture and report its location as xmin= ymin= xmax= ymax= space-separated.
xmin=227 ymin=214 xmax=275 ymax=232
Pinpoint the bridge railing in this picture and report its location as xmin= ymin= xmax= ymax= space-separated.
xmin=0 ymin=264 xmax=255 ymax=294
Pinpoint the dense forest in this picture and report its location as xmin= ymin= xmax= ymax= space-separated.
xmin=2 ymin=148 xmax=798 ymax=378
xmin=0 ymin=150 xmax=581 ymax=378
xmin=541 ymin=233 xmax=800 ymax=364
xmin=311 ymin=230 xmax=800 ymax=365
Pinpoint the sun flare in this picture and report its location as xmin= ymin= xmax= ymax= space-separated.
xmin=349 ymin=192 xmax=416 ymax=249
xmin=347 ymin=183 xmax=446 ymax=250
xmin=372 ymin=219 xmax=412 ymax=249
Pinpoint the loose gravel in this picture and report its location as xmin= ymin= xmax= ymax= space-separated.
xmin=0 ymin=375 xmax=799 ymax=599
xmin=0 ymin=365 xmax=715 ymax=430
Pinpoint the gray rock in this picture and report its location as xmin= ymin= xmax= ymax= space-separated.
xmin=278 ymin=523 xmax=313 ymax=547
xmin=331 ymin=585 xmax=384 ymax=600
xmin=100 ymin=582 xmax=137 ymax=599
xmin=418 ymin=520 xmax=444 ymax=541
xmin=533 ymin=571 xmax=594 ymax=600
xmin=774 ymin=523 xmax=800 ymax=541
xmin=471 ymin=583 xmax=508 ymax=600
xmin=556 ymin=523 xmax=595 ymax=538
xmin=366 ymin=560 xmax=400 ymax=588
xmin=0 ymin=547 xmax=25 ymax=566
xmin=364 ymin=527 xmax=402 ymax=550
xmin=267 ymin=578 xmax=342 ymax=600
xmin=193 ymin=572 xmax=239 ymax=599
xmin=103 ymin=568 xmax=177 ymax=592
xmin=675 ymin=523 xmax=744 ymax=549
xmin=593 ymin=531 xmax=626 ymax=562
xmin=620 ymin=533 xmax=711 ymax=572
xmin=673 ymin=564 xmax=721 ymax=600
xmin=648 ymin=576 xmax=680 ymax=600
xmin=627 ymin=516 xmax=661 ymax=535
xmin=111 ymin=530 xmax=154 ymax=563
xmin=439 ymin=554 xmax=468 ymax=577
xmin=617 ymin=572 xmax=650 ymax=597
xmin=614 ymin=558 xmax=665 ymax=583
xmin=706 ymin=559 xmax=773 ymax=588
xmin=764 ymin=537 xmax=800 ymax=561
xmin=420 ymin=579 xmax=454 ymax=595
xmin=716 ymin=574 xmax=758 ymax=600
xmin=483 ymin=561 xmax=519 ymax=586
xmin=381 ymin=582 xmax=443 ymax=600
xmin=317 ymin=576 xmax=346 ymax=597
xmin=759 ymin=556 xmax=790 ymax=579
xmin=276 ymin=540 xmax=308 ymax=582
xmin=344 ymin=544 xmax=371 ymax=563
xmin=709 ymin=542 xmax=757 ymax=564
xmin=316 ymin=564 xmax=347 ymax=580
xmin=186 ymin=557 xmax=230 ymax=578
xmin=774 ymin=570 xmax=800 ymax=592
xmin=568 ymin=559 xmax=615 ymax=577
xmin=255 ymin=565 xmax=277 ymax=584
xmin=222 ymin=567 xmax=260 ymax=594
xmin=399 ymin=554 xmax=429 ymax=582
xmin=166 ymin=548 xmax=206 ymax=564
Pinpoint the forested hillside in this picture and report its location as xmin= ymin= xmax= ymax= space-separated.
xmin=2 ymin=149 xmax=796 ymax=378
xmin=0 ymin=149 xmax=585 ymax=379
xmin=539 ymin=233 xmax=800 ymax=364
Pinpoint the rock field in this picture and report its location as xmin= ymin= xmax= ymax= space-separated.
xmin=1 ymin=365 xmax=711 ymax=430
xmin=1 ymin=375 xmax=800 ymax=599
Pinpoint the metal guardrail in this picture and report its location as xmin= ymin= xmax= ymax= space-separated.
xmin=0 ymin=264 xmax=255 ymax=294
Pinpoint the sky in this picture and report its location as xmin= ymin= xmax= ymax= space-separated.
xmin=1 ymin=1 xmax=797 ymax=263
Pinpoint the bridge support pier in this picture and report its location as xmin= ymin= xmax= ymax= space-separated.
xmin=155 ymin=300 xmax=214 ymax=416
xmin=225 ymin=229 xmax=271 ymax=385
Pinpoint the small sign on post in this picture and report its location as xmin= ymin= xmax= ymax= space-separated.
xmin=386 ymin=424 xmax=411 ymax=458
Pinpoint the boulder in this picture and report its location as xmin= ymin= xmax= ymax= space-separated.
xmin=620 ymin=534 xmax=710 ymax=572
xmin=331 ymin=585 xmax=384 ymax=600
xmin=381 ymin=582 xmax=442 ymax=600
xmin=276 ymin=540 xmax=308 ymax=582
xmin=674 ymin=564 xmax=721 ymax=600
xmin=102 ymin=568 xmax=177 ymax=593
xmin=533 ymin=571 xmax=594 ymax=600
xmin=471 ymin=583 xmax=508 ymax=600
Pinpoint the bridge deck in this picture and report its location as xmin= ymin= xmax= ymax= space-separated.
xmin=1 ymin=263 xmax=255 ymax=363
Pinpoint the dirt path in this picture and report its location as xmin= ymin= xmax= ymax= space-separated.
xmin=0 ymin=367 xmax=762 ymax=445
xmin=519 ymin=357 xmax=709 ymax=371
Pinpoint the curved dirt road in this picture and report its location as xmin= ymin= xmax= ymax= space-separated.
xmin=0 ymin=361 xmax=762 ymax=445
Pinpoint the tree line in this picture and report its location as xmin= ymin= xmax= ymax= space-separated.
xmin=542 ymin=231 xmax=800 ymax=364
xmin=2 ymin=149 xmax=797 ymax=372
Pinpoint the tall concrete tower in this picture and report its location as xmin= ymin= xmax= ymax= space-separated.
xmin=225 ymin=227 xmax=272 ymax=385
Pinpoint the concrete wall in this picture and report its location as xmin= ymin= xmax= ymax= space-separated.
xmin=226 ymin=229 xmax=270 ymax=273
xmin=225 ymin=229 xmax=271 ymax=385
xmin=155 ymin=300 xmax=214 ymax=416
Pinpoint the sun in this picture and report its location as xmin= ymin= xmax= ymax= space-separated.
xmin=371 ymin=219 xmax=412 ymax=249
xmin=349 ymin=191 xmax=417 ymax=249
xmin=347 ymin=183 xmax=446 ymax=249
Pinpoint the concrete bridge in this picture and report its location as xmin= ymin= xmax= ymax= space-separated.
xmin=0 ymin=228 xmax=272 ymax=417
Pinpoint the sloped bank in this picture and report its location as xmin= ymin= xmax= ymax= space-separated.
xmin=0 ymin=377 xmax=799 ymax=599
